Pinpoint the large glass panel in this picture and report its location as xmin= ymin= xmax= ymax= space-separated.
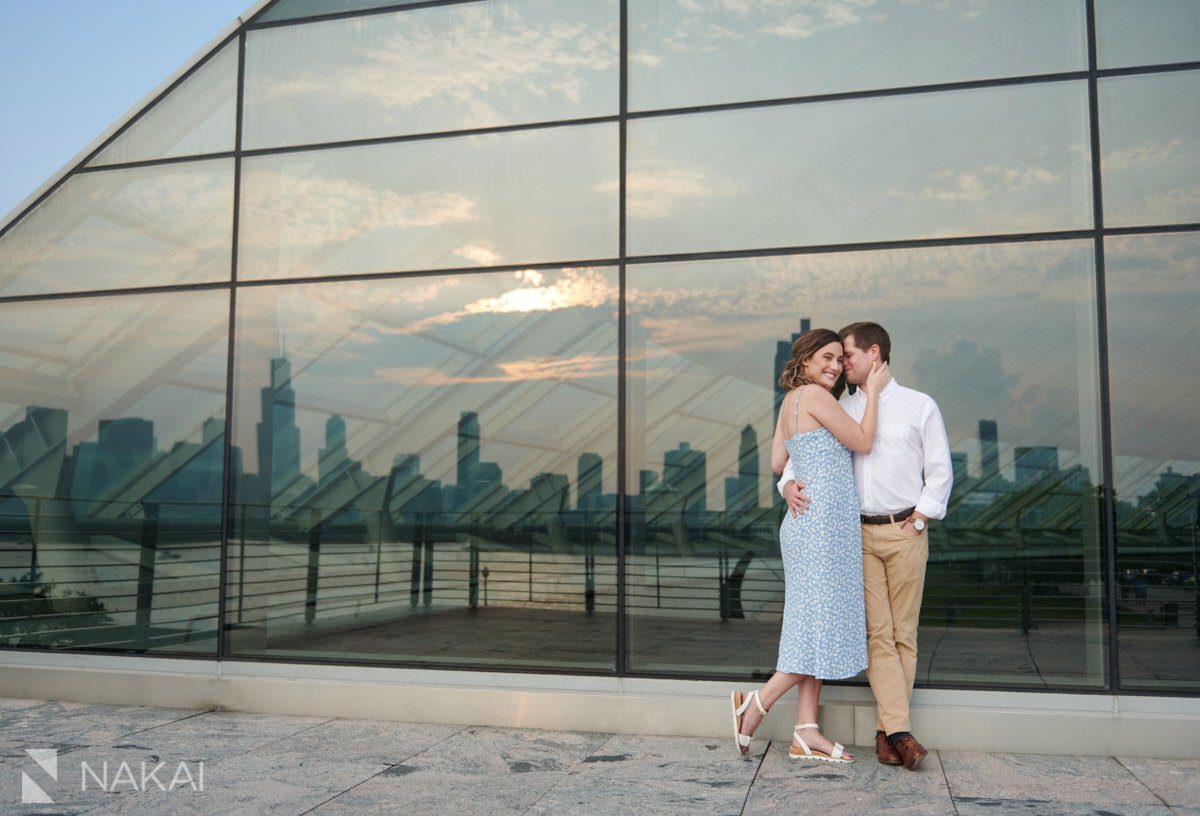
xmin=244 ymin=0 xmax=618 ymax=149
xmin=1100 ymin=70 xmax=1200 ymax=228
xmin=627 ymin=82 xmax=1092 ymax=257
xmin=238 ymin=124 xmax=617 ymax=281
xmin=1096 ymin=0 xmax=1200 ymax=69
xmin=627 ymin=240 xmax=1105 ymax=688
xmin=226 ymin=268 xmax=618 ymax=670
xmin=630 ymin=0 xmax=1085 ymax=111
xmin=88 ymin=39 xmax=237 ymax=167
xmin=1107 ymin=233 xmax=1200 ymax=693
xmin=257 ymin=0 xmax=440 ymax=23
xmin=0 ymin=160 xmax=234 ymax=298
xmin=0 ymin=290 xmax=229 ymax=654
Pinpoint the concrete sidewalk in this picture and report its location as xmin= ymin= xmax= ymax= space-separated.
xmin=0 ymin=698 xmax=1195 ymax=815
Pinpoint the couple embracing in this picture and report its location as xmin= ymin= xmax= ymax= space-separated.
xmin=730 ymin=322 xmax=952 ymax=769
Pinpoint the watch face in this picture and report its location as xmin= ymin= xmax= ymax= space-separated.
xmin=913 ymin=519 xmax=926 ymax=532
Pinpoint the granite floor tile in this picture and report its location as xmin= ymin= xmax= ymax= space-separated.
xmin=744 ymin=741 xmax=956 ymax=815
xmin=404 ymin=724 xmax=612 ymax=776
xmin=307 ymin=768 xmax=566 ymax=816
xmin=250 ymin=718 xmax=464 ymax=765
xmin=524 ymin=733 xmax=757 ymax=816
xmin=0 ymin=701 xmax=205 ymax=747
xmin=942 ymin=752 xmax=1162 ymax=807
xmin=95 ymin=711 xmax=335 ymax=763
xmin=308 ymin=725 xmax=613 ymax=816
xmin=1118 ymin=757 xmax=1200 ymax=807
xmin=82 ymin=750 xmax=387 ymax=816
xmin=953 ymin=798 xmax=1172 ymax=816
xmin=0 ymin=741 xmax=199 ymax=815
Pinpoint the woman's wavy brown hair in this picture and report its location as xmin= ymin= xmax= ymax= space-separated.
xmin=778 ymin=328 xmax=844 ymax=395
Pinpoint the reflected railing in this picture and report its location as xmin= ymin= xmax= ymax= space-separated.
xmin=0 ymin=498 xmax=221 ymax=651
xmin=0 ymin=491 xmax=1195 ymax=664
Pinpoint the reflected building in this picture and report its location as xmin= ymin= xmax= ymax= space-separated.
xmin=774 ymin=318 xmax=811 ymax=415
xmin=979 ymin=419 xmax=1000 ymax=485
xmin=662 ymin=442 xmax=707 ymax=515
xmin=256 ymin=355 xmax=306 ymax=508
xmin=725 ymin=424 xmax=760 ymax=513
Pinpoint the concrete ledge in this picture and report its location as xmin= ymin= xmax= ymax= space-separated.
xmin=1 ymin=652 xmax=1196 ymax=758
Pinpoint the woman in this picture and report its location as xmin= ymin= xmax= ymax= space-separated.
xmin=731 ymin=328 xmax=889 ymax=763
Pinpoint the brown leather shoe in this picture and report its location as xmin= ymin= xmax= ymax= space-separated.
xmin=892 ymin=734 xmax=928 ymax=770
xmin=875 ymin=731 xmax=902 ymax=765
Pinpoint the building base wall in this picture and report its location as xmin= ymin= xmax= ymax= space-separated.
xmin=1 ymin=652 xmax=1195 ymax=759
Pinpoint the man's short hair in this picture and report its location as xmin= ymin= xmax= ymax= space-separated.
xmin=840 ymin=321 xmax=891 ymax=363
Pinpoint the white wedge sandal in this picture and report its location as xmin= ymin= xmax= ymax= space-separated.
xmin=788 ymin=723 xmax=853 ymax=764
xmin=730 ymin=689 xmax=768 ymax=756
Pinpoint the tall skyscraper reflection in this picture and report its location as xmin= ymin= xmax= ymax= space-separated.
xmin=725 ymin=424 xmax=760 ymax=513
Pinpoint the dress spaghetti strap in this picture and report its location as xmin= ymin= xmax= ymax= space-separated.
xmin=792 ymin=385 xmax=803 ymax=438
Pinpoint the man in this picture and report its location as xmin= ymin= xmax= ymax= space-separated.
xmin=778 ymin=321 xmax=952 ymax=770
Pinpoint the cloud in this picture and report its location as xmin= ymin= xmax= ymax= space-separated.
xmin=248 ymin=3 xmax=616 ymax=142
xmin=395 ymin=267 xmax=617 ymax=334
xmin=888 ymin=164 xmax=1060 ymax=203
xmin=452 ymin=244 xmax=502 ymax=265
xmin=606 ymin=159 xmax=736 ymax=219
xmin=240 ymin=169 xmax=478 ymax=248
xmin=376 ymin=352 xmax=617 ymax=385
xmin=0 ymin=166 xmax=232 ymax=279
xmin=1102 ymin=138 xmax=1187 ymax=171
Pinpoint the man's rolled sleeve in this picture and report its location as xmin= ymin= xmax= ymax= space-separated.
xmin=777 ymin=457 xmax=796 ymax=497
xmin=915 ymin=401 xmax=953 ymax=520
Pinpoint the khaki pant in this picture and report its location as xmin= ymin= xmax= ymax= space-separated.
xmin=861 ymin=521 xmax=928 ymax=735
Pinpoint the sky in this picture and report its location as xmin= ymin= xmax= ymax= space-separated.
xmin=0 ymin=0 xmax=253 ymax=221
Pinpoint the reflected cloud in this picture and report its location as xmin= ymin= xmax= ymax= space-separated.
xmin=240 ymin=168 xmax=478 ymax=252
xmin=1103 ymin=137 xmax=1188 ymax=171
xmin=611 ymin=159 xmax=736 ymax=219
xmin=247 ymin=2 xmax=616 ymax=145
xmin=377 ymin=351 xmax=617 ymax=385
xmin=396 ymin=268 xmax=616 ymax=334
xmin=629 ymin=241 xmax=1087 ymax=354
xmin=889 ymin=164 xmax=1060 ymax=203
xmin=452 ymin=244 xmax=502 ymax=265
xmin=0 ymin=168 xmax=231 ymax=281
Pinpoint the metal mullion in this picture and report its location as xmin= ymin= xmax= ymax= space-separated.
xmin=1097 ymin=60 xmax=1200 ymax=79
xmin=0 ymin=281 xmax=232 ymax=306
xmin=246 ymin=0 xmax=486 ymax=30
xmin=1085 ymin=0 xmax=1120 ymax=695
xmin=1103 ymin=222 xmax=1200 ymax=237
xmin=216 ymin=29 xmax=248 ymax=664
xmin=76 ymin=152 xmax=236 ymax=175
xmin=0 ymin=229 xmax=1108 ymax=308
xmin=230 ymin=257 xmax=620 ymax=291
xmin=238 ymin=115 xmax=619 ymax=159
xmin=625 ymin=70 xmax=1091 ymax=122
xmin=623 ymin=229 xmax=1097 ymax=267
xmin=616 ymin=0 xmax=628 ymax=677
xmin=244 ymin=0 xmax=286 ymax=26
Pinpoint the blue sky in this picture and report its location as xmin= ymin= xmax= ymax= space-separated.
xmin=0 ymin=0 xmax=253 ymax=220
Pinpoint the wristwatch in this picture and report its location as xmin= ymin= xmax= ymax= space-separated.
xmin=911 ymin=517 xmax=926 ymax=533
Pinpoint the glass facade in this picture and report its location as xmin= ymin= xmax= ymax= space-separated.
xmin=1 ymin=0 xmax=1196 ymax=695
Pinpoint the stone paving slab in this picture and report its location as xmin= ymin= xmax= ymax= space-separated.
xmin=1117 ymin=757 xmax=1200 ymax=808
xmin=0 ymin=698 xmax=1196 ymax=815
xmin=940 ymin=751 xmax=1167 ymax=808
xmin=744 ymin=741 xmax=956 ymax=815
xmin=524 ymin=734 xmax=757 ymax=816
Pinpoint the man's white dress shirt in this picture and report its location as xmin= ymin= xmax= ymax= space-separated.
xmin=778 ymin=380 xmax=953 ymax=519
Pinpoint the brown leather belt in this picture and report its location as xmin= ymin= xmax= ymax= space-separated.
xmin=860 ymin=507 xmax=916 ymax=525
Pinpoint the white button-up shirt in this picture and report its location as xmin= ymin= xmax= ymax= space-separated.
xmin=778 ymin=379 xmax=953 ymax=519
